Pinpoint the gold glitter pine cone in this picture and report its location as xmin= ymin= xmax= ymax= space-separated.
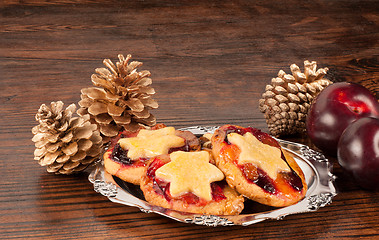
xmin=32 ymin=101 xmax=103 ymax=174
xmin=259 ymin=60 xmax=333 ymax=137
xmin=77 ymin=54 xmax=159 ymax=142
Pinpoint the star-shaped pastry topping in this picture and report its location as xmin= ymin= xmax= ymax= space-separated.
xmin=227 ymin=132 xmax=290 ymax=179
xmin=118 ymin=127 xmax=185 ymax=160
xmin=155 ymin=151 xmax=224 ymax=201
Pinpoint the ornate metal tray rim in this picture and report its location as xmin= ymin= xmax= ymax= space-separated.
xmin=88 ymin=126 xmax=337 ymax=227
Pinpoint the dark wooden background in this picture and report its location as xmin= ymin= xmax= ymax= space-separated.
xmin=1 ymin=0 xmax=378 ymax=239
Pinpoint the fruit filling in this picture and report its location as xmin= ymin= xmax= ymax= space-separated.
xmin=280 ymin=170 xmax=303 ymax=192
xmin=146 ymin=156 xmax=227 ymax=206
xmin=110 ymin=144 xmax=146 ymax=167
xmin=240 ymin=163 xmax=276 ymax=194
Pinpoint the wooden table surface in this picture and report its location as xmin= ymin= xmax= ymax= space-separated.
xmin=1 ymin=0 xmax=378 ymax=239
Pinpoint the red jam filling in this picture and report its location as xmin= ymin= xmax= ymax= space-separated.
xmin=239 ymin=163 xmax=277 ymax=194
xmin=146 ymin=157 xmax=227 ymax=206
xmin=223 ymin=125 xmax=303 ymax=194
xmin=110 ymin=144 xmax=147 ymax=168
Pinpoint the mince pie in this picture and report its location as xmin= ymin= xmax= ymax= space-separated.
xmin=140 ymin=151 xmax=244 ymax=215
xmin=211 ymin=125 xmax=307 ymax=207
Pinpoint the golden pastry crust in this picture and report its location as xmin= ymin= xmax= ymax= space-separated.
xmin=212 ymin=125 xmax=307 ymax=207
xmin=103 ymin=149 xmax=146 ymax=185
xmin=103 ymin=126 xmax=201 ymax=185
xmin=140 ymin=154 xmax=244 ymax=215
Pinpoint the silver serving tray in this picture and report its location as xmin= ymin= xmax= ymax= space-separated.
xmin=88 ymin=126 xmax=337 ymax=226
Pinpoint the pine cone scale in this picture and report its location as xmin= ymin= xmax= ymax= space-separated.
xmin=91 ymin=74 xmax=115 ymax=91
xmin=88 ymin=102 xmax=109 ymax=115
xmin=107 ymin=103 xmax=125 ymax=116
xmin=113 ymin=115 xmax=131 ymax=124
xmin=74 ymin=124 xmax=97 ymax=140
xmin=70 ymin=151 xmax=86 ymax=162
xmin=60 ymin=131 xmax=73 ymax=143
xmin=99 ymin=124 xmax=120 ymax=137
xmin=95 ymin=114 xmax=113 ymax=124
xmin=77 ymin=139 xmax=93 ymax=151
xmin=41 ymin=151 xmax=60 ymax=166
xmin=82 ymin=87 xmax=108 ymax=100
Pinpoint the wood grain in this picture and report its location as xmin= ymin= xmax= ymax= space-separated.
xmin=0 ymin=0 xmax=378 ymax=239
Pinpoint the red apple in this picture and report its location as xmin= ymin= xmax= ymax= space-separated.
xmin=306 ymin=82 xmax=379 ymax=155
xmin=337 ymin=117 xmax=379 ymax=191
